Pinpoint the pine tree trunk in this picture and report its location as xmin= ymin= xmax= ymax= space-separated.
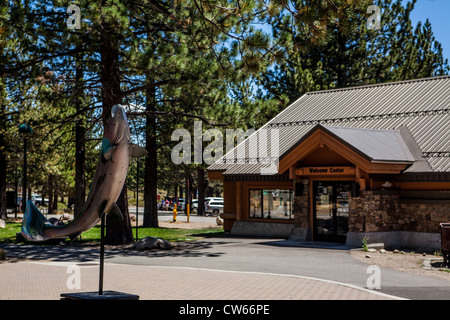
xmin=105 ymin=183 xmax=134 ymax=245
xmin=0 ymin=143 xmax=6 ymax=219
xmin=74 ymin=61 xmax=85 ymax=217
xmin=100 ymin=19 xmax=121 ymax=122
xmin=0 ymin=100 xmax=6 ymax=219
xmin=197 ymin=168 xmax=205 ymax=216
xmin=185 ymin=171 xmax=192 ymax=214
xmin=52 ymin=179 xmax=58 ymax=211
xmin=100 ymin=12 xmax=133 ymax=244
xmin=48 ymin=174 xmax=54 ymax=214
xmin=143 ymin=84 xmax=158 ymax=227
xmin=0 ymin=53 xmax=6 ymax=219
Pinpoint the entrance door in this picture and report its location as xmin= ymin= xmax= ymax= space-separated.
xmin=313 ymin=181 xmax=352 ymax=243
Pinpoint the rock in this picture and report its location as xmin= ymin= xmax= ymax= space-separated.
xmin=216 ymin=216 xmax=223 ymax=226
xmin=393 ymin=249 xmax=400 ymax=253
xmin=0 ymin=248 xmax=6 ymax=260
xmin=0 ymin=219 xmax=5 ymax=229
xmin=400 ymin=251 xmax=405 ymax=254
xmin=380 ymin=249 xmax=386 ymax=254
xmin=49 ymin=217 xmax=65 ymax=226
xmin=365 ymin=254 xmax=371 ymax=258
xmin=423 ymin=252 xmax=427 ymax=256
xmin=422 ymin=258 xmax=432 ymax=270
xmin=133 ymin=236 xmax=171 ymax=250
xmin=367 ymin=248 xmax=377 ymax=253
xmin=367 ymin=243 xmax=385 ymax=250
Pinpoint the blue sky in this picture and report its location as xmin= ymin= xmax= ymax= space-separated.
xmin=405 ymin=0 xmax=450 ymax=63
xmin=254 ymin=1 xmax=450 ymax=64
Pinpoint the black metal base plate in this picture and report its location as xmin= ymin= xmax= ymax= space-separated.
xmin=60 ymin=290 xmax=139 ymax=300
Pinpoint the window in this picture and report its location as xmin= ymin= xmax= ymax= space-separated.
xmin=249 ymin=189 xmax=293 ymax=220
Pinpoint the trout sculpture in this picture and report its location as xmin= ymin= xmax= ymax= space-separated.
xmin=21 ymin=104 xmax=147 ymax=242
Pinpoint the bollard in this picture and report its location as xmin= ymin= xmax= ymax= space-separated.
xmin=173 ymin=204 xmax=177 ymax=222
xmin=187 ymin=204 xmax=190 ymax=223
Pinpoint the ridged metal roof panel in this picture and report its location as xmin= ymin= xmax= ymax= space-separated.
xmin=208 ymin=76 xmax=450 ymax=173
xmin=323 ymin=126 xmax=416 ymax=162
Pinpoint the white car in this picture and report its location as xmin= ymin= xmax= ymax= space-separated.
xmin=205 ymin=200 xmax=224 ymax=215
xmin=204 ymin=197 xmax=223 ymax=206
xmin=31 ymin=194 xmax=48 ymax=207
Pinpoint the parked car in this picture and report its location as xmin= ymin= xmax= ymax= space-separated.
xmin=190 ymin=199 xmax=198 ymax=213
xmin=31 ymin=194 xmax=48 ymax=207
xmin=204 ymin=197 xmax=223 ymax=206
xmin=17 ymin=194 xmax=48 ymax=208
xmin=177 ymin=198 xmax=186 ymax=211
xmin=205 ymin=199 xmax=224 ymax=215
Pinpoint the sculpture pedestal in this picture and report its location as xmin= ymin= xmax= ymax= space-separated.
xmin=60 ymin=291 xmax=139 ymax=300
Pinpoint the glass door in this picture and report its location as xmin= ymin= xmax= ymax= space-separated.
xmin=313 ymin=181 xmax=352 ymax=243
xmin=335 ymin=183 xmax=351 ymax=240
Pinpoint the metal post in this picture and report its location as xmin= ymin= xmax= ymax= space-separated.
xmin=22 ymin=138 xmax=27 ymax=212
xmin=14 ymin=167 xmax=18 ymax=219
xmin=136 ymin=159 xmax=139 ymax=242
xmin=19 ymin=124 xmax=32 ymax=212
xmin=99 ymin=213 xmax=105 ymax=295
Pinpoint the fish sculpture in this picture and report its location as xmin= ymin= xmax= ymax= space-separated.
xmin=21 ymin=104 xmax=147 ymax=241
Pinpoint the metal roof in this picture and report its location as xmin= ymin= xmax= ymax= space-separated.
xmin=321 ymin=125 xmax=416 ymax=163
xmin=208 ymin=76 xmax=450 ymax=174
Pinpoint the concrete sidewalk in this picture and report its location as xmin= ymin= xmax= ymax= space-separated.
xmin=0 ymin=260 xmax=403 ymax=300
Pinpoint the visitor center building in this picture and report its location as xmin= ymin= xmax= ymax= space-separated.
xmin=207 ymin=76 xmax=450 ymax=251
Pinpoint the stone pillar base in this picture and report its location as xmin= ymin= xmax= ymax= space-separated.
xmin=288 ymin=227 xmax=312 ymax=241
xmin=230 ymin=221 xmax=294 ymax=238
xmin=346 ymin=231 xmax=441 ymax=252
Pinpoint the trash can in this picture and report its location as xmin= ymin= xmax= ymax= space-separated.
xmin=440 ymin=223 xmax=450 ymax=267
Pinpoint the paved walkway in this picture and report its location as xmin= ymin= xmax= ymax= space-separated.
xmin=5 ymin=234 xmax=450 ymax=301
xmin=0 ymin=260 xmax=402 ymax=300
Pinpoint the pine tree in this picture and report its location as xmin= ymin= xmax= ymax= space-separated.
xmin=258 ymin=0 xmax=449 ymax=112
xmin=3 ymin=0 xmax=384 ymax=242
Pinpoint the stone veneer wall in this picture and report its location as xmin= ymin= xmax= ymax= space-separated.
xmin=348 ymin=190 xmax=450 ymax=233
xmin=291 ymin=179 xmax=312 ymax=241
xmin=293 ymin=180 xmax=310 ymax=229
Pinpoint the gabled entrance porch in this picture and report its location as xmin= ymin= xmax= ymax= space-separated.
xmin=281 ymin=125 xmax=416 ymax=243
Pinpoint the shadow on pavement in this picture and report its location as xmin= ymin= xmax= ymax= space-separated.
xmin=259 ymin=240 xmax=357 ymax=250
xmin=0 ymin=239 xmax=229 ymax=263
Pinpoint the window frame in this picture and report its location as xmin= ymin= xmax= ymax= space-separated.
xmin=248 ymin=188 xmax=293 ymax=220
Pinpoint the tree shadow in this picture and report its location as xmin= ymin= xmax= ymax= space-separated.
xmin=115 ymin=240 xmax=226 ymax=259
xmin=0 ymin=237 xmax=231 ymax=262
xmin=0 ymin=242 xmax=102 ymax=262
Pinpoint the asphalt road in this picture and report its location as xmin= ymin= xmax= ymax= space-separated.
xmin=106 ymin=237 xmax=450 ymax=300
xmin=2 ymin=230 xmax=450 ymax=300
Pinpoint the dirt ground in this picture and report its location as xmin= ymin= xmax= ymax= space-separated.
xmin=350 ymin=249 xmax=450 ymax=281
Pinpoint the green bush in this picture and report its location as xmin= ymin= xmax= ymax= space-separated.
xmin=361 ymin=236 xmax=369 ymax=252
